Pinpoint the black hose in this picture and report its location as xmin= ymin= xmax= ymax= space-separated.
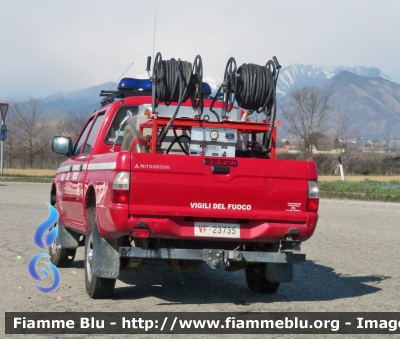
xmin=172 ymin=127 xmax=189 ymax=154
xmin=152 ymin=54 xmax=203 ymax=147
xmin=236 ymin=62 xmax=276 ymax=113
xmin=155 ymin=58 xmax=191 ymax=146
xmin=155 ymin=58 xmax=192 ymax=105
xmin=208 ymin=86 xmax=222 ymax=123
xmin=166 ymin=135 xmax=191 ymax=155
xmin=218 ymin=57 xmax=280 ymax=152
xmin=263 ymin=61 xmax=280 ymax=151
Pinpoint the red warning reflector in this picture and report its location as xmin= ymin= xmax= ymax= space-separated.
xmin=204 ymin=158 xmax=238 ymax=167
xmin=132 ymin=229 xmax=150 ymax=238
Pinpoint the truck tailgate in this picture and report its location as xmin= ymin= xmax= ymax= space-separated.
xmin=129 ymin=153 xmax=314 ymax=223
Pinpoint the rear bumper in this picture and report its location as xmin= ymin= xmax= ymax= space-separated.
xmin=119 ymin=246 xmax=305 ymax=269
xmin=97 ymin=203 xmax=318 ymax=242
xmin=127 ymin=214 xmax=318 ymax=242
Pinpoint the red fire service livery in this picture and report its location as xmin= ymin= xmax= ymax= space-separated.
xmin=50 ymin=53 xmax=319 ymax=298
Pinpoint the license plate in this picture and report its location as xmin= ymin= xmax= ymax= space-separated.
xmin=194 ymin=222 xmax=240 ymax=238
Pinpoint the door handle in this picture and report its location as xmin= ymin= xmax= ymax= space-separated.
xmin=212 ymin=166 xmax=230 ymax=174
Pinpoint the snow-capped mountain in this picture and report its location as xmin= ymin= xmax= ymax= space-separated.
xmin=277 ymin=64 xmax=392 ymax=98
xmin=277 ymin=70 xmax=400 ymax=138
xmin=322 ymin=71 xmax=400 ymax=138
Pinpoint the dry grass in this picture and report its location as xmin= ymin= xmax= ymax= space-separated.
xmin=319 ymin=175 xmax=400 ymax=182
xmin=3 ymin=169 xmax=56 ymax=176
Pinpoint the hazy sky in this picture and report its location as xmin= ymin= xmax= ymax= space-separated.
xmin=1 ymin=0 xmax=399 ymax=100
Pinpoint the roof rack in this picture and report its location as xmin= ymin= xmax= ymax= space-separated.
xmin=100 ymin=89 xmax=151 ymax=106
xmin=99 ymin=78 xmax=152 ymax=106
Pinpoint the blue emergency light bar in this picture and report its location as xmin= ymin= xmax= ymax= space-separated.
xmin=203 ymin=82 xmax=212 ymax=96
xmin=118 ymin=78 xmax=152 ymax=91
xmin=117 ymin=77 xmax=212 ymax=95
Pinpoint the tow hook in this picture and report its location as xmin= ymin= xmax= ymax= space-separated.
xmin=206 ymin=249 xmax=223 ymax=269
xmin=279 ymin=239 xmax=301 ymax=252
xmin=234 ymin=251 xmax=243 ymax=261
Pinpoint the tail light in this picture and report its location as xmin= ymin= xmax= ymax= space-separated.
xmin=307 ymin=180 xmax=319 ymax=212
xmin=112 ymin=171 xmax=129 ymax=203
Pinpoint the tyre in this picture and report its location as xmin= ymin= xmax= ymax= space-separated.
xmin=245 ymin=264 xmax=280 ymax=294
xmin=121 ymin=123 xmax=146 ymax=152
xmin=49 ymin=205 xmax=76 ymax=268
xmin=85 ymin=207 xmax=116 ymax=299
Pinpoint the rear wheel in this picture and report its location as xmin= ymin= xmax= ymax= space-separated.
xmin=49 ymin=205 xmax=76 ymax=267
xmin=245 ymin=264 xmax=280 ymax=294
xmin=85 ymin=207 xmax=116 ymax=299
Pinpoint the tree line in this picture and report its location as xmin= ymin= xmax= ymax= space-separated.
xmin=1 ymin=87 xmax=393 ymax=171
xmin=281 ymin=87 xmax=357 ymax=154
xmin=3 ymin=99 xmax=89 ymax=169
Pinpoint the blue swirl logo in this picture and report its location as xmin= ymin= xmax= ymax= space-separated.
xmin=28 ymin=203 xmax=61 ymax=293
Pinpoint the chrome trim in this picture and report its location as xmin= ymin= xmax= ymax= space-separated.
xmin=87 ymin=162 xmax=117 ymax=171
xmin=56 ymin=165 xmax=70 ymax=174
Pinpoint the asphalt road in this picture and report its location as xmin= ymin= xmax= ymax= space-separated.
xmin=1 ymin=182 xmax=400 ymax=338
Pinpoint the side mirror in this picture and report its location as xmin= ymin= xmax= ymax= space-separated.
xmin=52 ymin=136 xmax=73 ymax=157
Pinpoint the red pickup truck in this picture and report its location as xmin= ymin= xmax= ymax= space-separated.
xmin=50 ymin=58 xmax=319 ymax=299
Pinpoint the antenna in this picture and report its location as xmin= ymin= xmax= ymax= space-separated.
xmin=93 ymin=61 xmax=135 ymax=112
xmin=109 ymin=62 xmax=134 ymax=90
xmin=152 ymin=12 xmax=157 ymax=64
xmin=146 ymin=12 xmax=157 ymax=79
xmin=146 ymin=57 xmax=151 ymax=79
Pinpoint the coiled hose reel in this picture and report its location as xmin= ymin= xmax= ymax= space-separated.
xmin=149 ymin=52 xmax=204 ymax=147
xmin=210 ymin=56 xmax=282 ymax=152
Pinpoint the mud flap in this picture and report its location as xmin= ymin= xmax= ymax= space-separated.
xmin=91 ymin=229 xmax=120 ymax=279
xmin=265 ymin=263 xmax=293 ymax=282
xmin=57 ymin=221 xmax=79 ymax=249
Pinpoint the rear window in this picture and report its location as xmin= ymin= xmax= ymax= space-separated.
xmin=105 ymin=106 xmax=139 ymax=145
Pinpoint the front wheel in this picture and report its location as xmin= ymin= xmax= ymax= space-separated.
xmin=85 ymin=207 xmax=116 ymax=299
xmin=245 ymin=264 xmax=280 ymax=294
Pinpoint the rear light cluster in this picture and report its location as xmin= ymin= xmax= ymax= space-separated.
xmin=307 ymin=180 xmax=320 ymax=212
xmin=112 ymin=171 xmax=130 ymax=203
xmin=204 ymin=158 xmax=238 ymax=167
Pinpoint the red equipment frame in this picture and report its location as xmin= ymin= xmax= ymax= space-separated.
xmin=138 ymin=116 xmax=280 ymax=159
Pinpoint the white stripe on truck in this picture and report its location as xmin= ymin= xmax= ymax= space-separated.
xmin=56 ymin=162 xmax=116 ymax=174
xmin=56 ymin=165 xmax=71 ymax=174
xmin=87 ymin=162 xmax=116 ymax=171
